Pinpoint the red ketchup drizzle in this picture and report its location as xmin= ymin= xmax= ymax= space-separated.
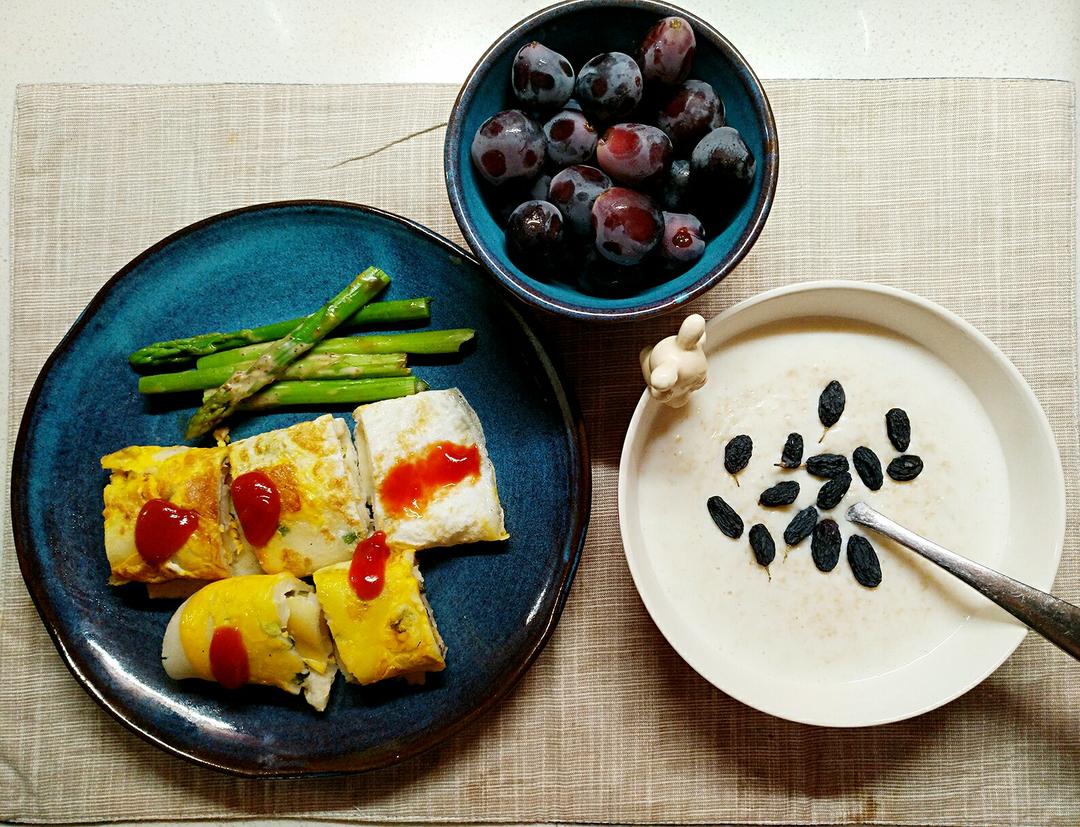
xmin=349 ymin=531 xmax=391 ymax=601
xmin=379 ymin=442 xmax=481 ymax=517
xmin=230 ymin=470 xmax=281 ymax=547
xmin=208 ymin=626 xmax=249 ymax=689
xmin=134 ymin=498 xmax=199 ymax=565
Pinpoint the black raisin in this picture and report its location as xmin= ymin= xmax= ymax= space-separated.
xmin=887 ymin=454 xmax=923 ymax=481
xmin=885 ymin=408 xmax=911 ymax=452
xmin=706 ymin=495 xmax=743 ymax=539
xmin=776 ymin=432 xmax=804 ymax=468
xmin=816 ymin=471 xmax=851 ymax=510
xmin=724 ymin=434 xmax=753 ymax=477
xmin=818 ymin=380 xmax=846 ymax=428
xmin=783 ymin=505 xmax=818 ymax=546
xmin=847 ymin=535 xmax=882 ymax=587
xmin=852 ymin=446 xmax=883 ymax=490
xmin=811 ymin=519 xmax=841 ymax=572
xmin=759 ymin=480 xmax=800 ymax=507
xmin=805 ymin=453 xmax=849 ymax=478
xmin=748 ymin=523 xmax=775 ymax=567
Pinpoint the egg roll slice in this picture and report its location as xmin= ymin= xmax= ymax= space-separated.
xmin=353 ymin=388 xmax=507 ymax=550
xmin=161 ymin=573 xmax=336 ymax=710
xmin=143 ymin=455 xmax=261 ymax=600
xmin=228 ymin=414 xmax=372 ymax=577
xmin=312 ymin=546 xmax=446 ymax=685
xmin=101 ymin=445 xmax=233 ymax=585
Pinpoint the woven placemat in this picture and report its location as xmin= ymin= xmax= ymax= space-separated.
xmin=4 ymin=80 xmax=1077 ymax=825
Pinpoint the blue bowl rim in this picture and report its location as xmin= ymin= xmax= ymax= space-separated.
xmin=9 ymin=198 xmax=592 ymax=777
xmin=445 ymin=0 xmax=780 ymax=322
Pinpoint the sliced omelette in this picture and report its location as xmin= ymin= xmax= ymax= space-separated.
xmin=227 ymin=414 xmax=372 ymax=577
xmin=312 ymin=535 xmax=445 ymax=685
xmin=101 ymin=445 xmax=240 ymax=585
xmin=352 ymin=388 xmax=507 ymax=550
xmin=161 ymin=573 xmax=336 ymax=710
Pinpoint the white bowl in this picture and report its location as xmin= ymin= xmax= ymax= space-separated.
xmin=619 ymin=280 xmax=1065 ymax=727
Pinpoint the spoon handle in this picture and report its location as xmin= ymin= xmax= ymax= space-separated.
xmin=846 ymin=502 xmax=1080 ymax=661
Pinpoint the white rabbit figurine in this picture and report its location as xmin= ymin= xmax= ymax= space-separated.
xmin=639 ymin=313 xmax=708 ymax=408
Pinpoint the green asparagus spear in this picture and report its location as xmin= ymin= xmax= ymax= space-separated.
xmin=195 ymin=329 xmax=475 ymax=369
xmin=202 ymin=377 xmax=427 ymax=409
xmin=347 ymin=298 xmax=430 ymax=326
xmin=184 ymin=267 xmax=389 ymax=439
xmin=128 ymin=297 xmax=431 ymax=367
xmin=139 ymin=353 xmax=409 ymax=394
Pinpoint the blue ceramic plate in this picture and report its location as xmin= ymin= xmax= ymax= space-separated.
xmin=11 ymin=201 xmax=589 ymax=776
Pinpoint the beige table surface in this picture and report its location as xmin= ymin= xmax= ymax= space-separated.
xmin=6 ymin=77 xmax=1078 ymax=825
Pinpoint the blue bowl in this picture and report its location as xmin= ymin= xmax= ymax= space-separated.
xmin=445 ymin=0 xmax=778 ymax=322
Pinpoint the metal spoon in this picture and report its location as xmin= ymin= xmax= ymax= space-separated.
xmin=846 ymin=502 xmax=1080 ymax=661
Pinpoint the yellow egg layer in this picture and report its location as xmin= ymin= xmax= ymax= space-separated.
xmin=101 ymin=445 xmax=231 ymax=584
xmin=228 ymin=415 xmax=371 ymax=577
xmin=178 ymin=573 xmax=308 ymax=692
xmin=312 ymin=548 xmax=445 ymax=685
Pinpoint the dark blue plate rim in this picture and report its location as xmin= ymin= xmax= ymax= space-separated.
xmin=444 ymin=0 xmax=780 ymax=322
xmin=9 ymin=199 xmax=591 ymax=777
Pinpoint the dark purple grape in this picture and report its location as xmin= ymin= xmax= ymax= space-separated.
xmin=639 ymin=16 xmax=696 ymax=85
xmin=659 ymin=212 xmax=705 ymax=264
xmin=596 ymin=123 xmax=672 ymax=186
xmin=507 ymin=200 xmax=564 ymax=270
xmin=591 ymin=187 xmax=663 ymax=265
xmin=511 ymin=42 xmax=575 ymax=108
xmin=529 ymin=174 xmax=552 ymax=201
xmin=657 ymin=79 xmax=724 ymax=152
xmin=577 ymin=243 xmax=645 ymax=295
xmin=661 ymin=159 xmax=691 ymax=210
xmin=543 ymin=110 xmax=598 ymax=166
xmin=471 ymin=110 xmax=546 ymax=186
xmin=548 ymin=164 xmax=611 ymax=236
xmin=691 ymin=126 xmax=755 ymax=191
xmin=575 ymin=52 xmax=643 ymax=123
